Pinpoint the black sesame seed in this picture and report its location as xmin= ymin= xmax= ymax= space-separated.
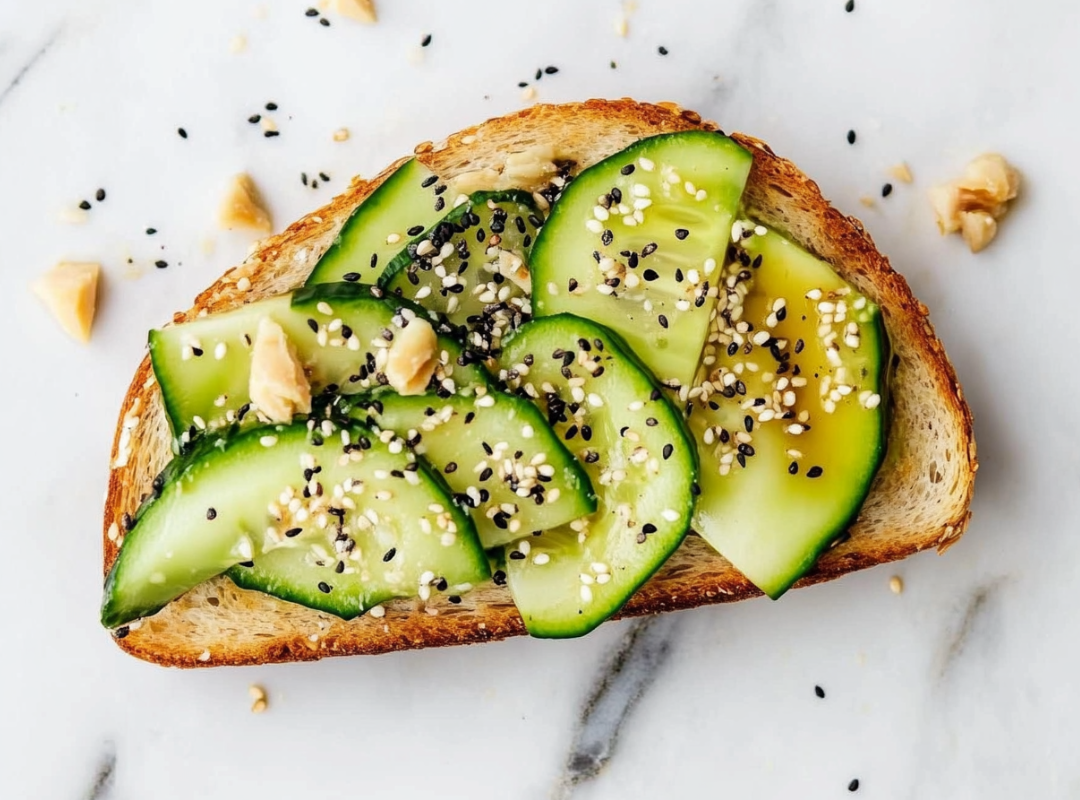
xmin=643 ymin=269 xmax=659 ymax=282
xmin=336 ymin=561 xmax=345 ymax=574
xmin=382 ymin=547 xmax=396 ymax=562
xmin=248 ymin=114 xmax=261 ymax=124
xmin=96 ymin=188 xmax=106 ymax=202
xmin=206 ymin=508 xmax=217 ymax=520
xmin=155 ymin=260 xmax=169 ymax=269
xmin=319 ymin=17 xmax=330 ymax=26
xmin=518 ymin=81 xmax=528 ymax=88
xmin=848 ymin=779 xmax=859 ymax=792
xmin=795 ymin=338 xmax=805 ymax=354
xmin=642 ymin=523 xmax=657 ymax=534
xmin=445 ymin=462 xmax=457 ymax=474
xmin=115 ymin=626 xmax=130 ymax=639
xmin=544 ymin=65 xmax=559 ymax=74
xmin=305 ymin=7 xmax=318 ymax=15
xmin=479 ymin=467 xmax=493 ymax=482
xmin=674 ymin=228 xmax=689 ymax=240
xmin=448 ymin=595 xmax=462 ymax=604
xmin=641 ymin=242 xmax=657 ymax=257
xmin=789 ymin=462 xmax=799 ymax=475
xmin=662 ymin=443 xmax=674 ymax=460
xmin=847 ymin=129 xmax=856 ymax=145
xmin=744 ymin=416 xmax=754 ymax=433
xmin=342 ymin=272 xmax=360 ymax=283
xmin=509 ymin=550 xmax=526 ymax=560
xmin=535 ymin=68 xmax=543 ymax=80
xmin=658 ymin=45 xmax=669 ymax=55
xmin=145 ymin=227 xmax=157 ymax=235
xmin=601 ymin=229 xmax=614 ymax=246
xmin=568 ymin=277 xmax=579 ymax=291
xmin=815 ymin=684 xmax=825 ymax=698
xmin=177 ymin=127 xmax=187 ymax=139
xmin=691 ymin=482 xmax=701 ymax=496
xmin=882 ymin=183 xmax=893 ymax=198
xmin=434 ymin=196 xmax=445 ymax=212
xmin=318 ymin=582 xmax=332 ymax=594
xmin=493 ymin=569 xmax=507 ymax=586
xmin=319 ymin=172 xmax=330 ymax=182
xmin=79 ymin=200 xmax=92 ymax=210
xmin=421 ymin=33 xmax=432 ymax=47
xmin=737 ymin=453 xmax=747 ymax=468
xmin=620 ymin=164 xmax=635 ymax=176
xmin=845 ymin=0 xmax=855 ymax=11
xmin=307 ymin=318 xmax=319 ymax=333
xmin=584 ymin=450 xmax=600 ymax=464
xmin=807 ymin=466 xmax=824 ymax=478
xmin=658 ymin=315 xmax=669 ymax=329
xmin=264 ymin=130 xmax=280 ymax=138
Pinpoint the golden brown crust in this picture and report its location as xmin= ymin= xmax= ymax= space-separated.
xmin=103 ymin=99 xmax=976 ymax=667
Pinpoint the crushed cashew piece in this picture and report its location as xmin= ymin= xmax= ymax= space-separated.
xmin=32 ymin=261 xmax=101 ymax=342
xmin=219 ymin=173 xmax=273 ymax=233
xmin=331 ymin=0 xmax=377 ymax=23
xmin=888 ymin=162 xmax=914 ymax=184
xmin=249 ymin=684 xmax=268 ymax=713
xmin=249 ymin=317 xmax=312 ymax=422
xmin=385 ymin=318 xmax=438 ymax=395
xmin=930 ymin=153 xmax=1019 ymax=253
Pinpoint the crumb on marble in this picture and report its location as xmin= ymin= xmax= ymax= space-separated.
xmin=249 ymin=684 xmax=268 ymax=713
xmin=929 ymin=153 xmax=1020 ymax=253
xmin=889 ymin=575 xmax=904 ymax=594
xmin=330 ymin=0 xmax=376 ymax=23
xmin=888 ymin=162 xmax=913 ymax=183
xmin=333 ymin=127 xmax=351 ymax=142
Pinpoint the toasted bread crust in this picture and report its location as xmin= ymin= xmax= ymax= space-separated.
xmin=103 ymin=99 xmax=976 ymax=667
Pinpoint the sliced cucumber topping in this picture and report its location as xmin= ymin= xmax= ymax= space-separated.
xmin=102 ymin=419 xmax=488 ymax=627
xmin=305 ymin=158 xmax=448 ymax=285
xmin=381 ymin=191 xmax=542 ymax=358
xmin=689 ymin=227 xmax=888 ymax=598
xmin=346 ymin=391 xmax=596 ymax=549
xmin=498 ymin=315 xmax=696 ymax=637
xmin=150 ymin=283 xmax=487 ymax=440
xmin=531 ymin=131 xmax=752 ymax=387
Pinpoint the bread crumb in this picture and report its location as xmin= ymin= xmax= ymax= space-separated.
xmin=249 ymin=317 xmax=312 ymax=423
xmin=219 ymin=173 xmax=273 ymax=233
xmin=332 ymin=127 xmax=351 ymax=142
xmin=859 ymin=196 xmax=876 ymax=209
xmin=888 ymin=162 xmax=913 ymax=184
xmin=229 ymin=34 xmax=247 ymax=54
xmin=249 ymin=684 xmax=268 ymax=713
xmin=930 ymin=153 xmax=1020 ymax=253
xmin=385 ymin=317 xmax=439 ymax=395
xmin=260 ymin=116 xmax=277 ymax=134
xmin=521 ymin=86 xmax=537 ymax=102
xmin=889 ymin=575 xmax=904 ymax=595
xmin=32 ymin=261 xmax=101 ymax=343
xmin=331 ymin=0 xmax=376 ymax=23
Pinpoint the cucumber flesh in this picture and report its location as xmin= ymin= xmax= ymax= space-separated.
xmin=498 ymin=315 xmax=697 ymax=637
xmin=101 ymin=419 xmax=488 ymax=627
xmin=531 ymin=131 xmax=752 ymax=387
xmin=381 ymin=191 xmax=543 ymax=359
xmin=689 ymin=227 xmax=888 ymax=598
xmin=346 ymin=391 xmax=596 ymax=549
xmin=305 ymin=159 xmax=447 ymax=285
xmin=149 ymin=283 xmax=487 ymax=441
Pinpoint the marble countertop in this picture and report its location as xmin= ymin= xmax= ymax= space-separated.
xmin=3 ymin=1 xmax=1078 ymax=797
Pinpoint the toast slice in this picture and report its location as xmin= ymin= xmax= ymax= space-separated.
xmin=103 ymin=100 xmax=976 ymax=667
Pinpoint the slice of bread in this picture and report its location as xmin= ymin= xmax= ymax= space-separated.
xmin=103 ymin=99 xmax=976 ymax=667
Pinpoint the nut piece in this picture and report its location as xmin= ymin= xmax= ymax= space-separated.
xmin=498 ymin=249 xmax=531 ymax=293
xmin=249 ymin=317 xmax=312 ymax=423
xmin=32 ymin=261 xmax=101 ymax=343
xmin=248 ymin=684 xmax=268 ymax=713
xmin=219 ymin=173 xmax=273 ymax=233
xmin=331 ymin=0 xmax=377 ymax=23
xmin=930 ymin=153 xmax=1020 ymax=253
xmin=385 ymin=318 xmax=438 ymax=396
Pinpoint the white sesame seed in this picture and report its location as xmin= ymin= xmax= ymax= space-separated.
xmin=580 ymin=585 xmax=594 ymax=602
xmin=586 ymin=219 xmax=604 ymax=234
xmin=638 ymin=157 xmax=655 ymax=171
xmin=214 ymin=342 xmax=227 ymax=360
xmin=316 ymin=302 xmax=334 ymax=316
xmin=386 ymin=233 xmax=402 ymax=245
xmin=533 ymin=553 xmax=551 ymax=566
xmin=593 ymin=205 xmax=610 ymax=221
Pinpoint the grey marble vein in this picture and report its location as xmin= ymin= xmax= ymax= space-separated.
xmin=552 ymin=616 xmax=681 ymax=799
xmin=85 ymin=745 xmax=116 ymax=800
xmin=937 ymin=578 xmax=1004 ymax=681
xmin=0 ymin=27 xmax=62 ymax=109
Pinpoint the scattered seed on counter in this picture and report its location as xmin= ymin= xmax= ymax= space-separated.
xmin=155 ymin=260 xmax=168 ymax=269
xmin=848 ymin=778 xmax=860 ymax=792
xmin=845 ymin=0 xmax=855 ymax=11
xmin=610 ymin=60 xmax=617 ymax=69
xmin=249 ymin=684 xmax=268 ymax=713
xmin=96 ymin=188 xmax=106 ymax=202
xmin=265 ymin=101 xmax=278 ymax=111
xmin=145 ymin=227 xmax=157 ymax=235
xmin=421 ymin=33 xmax=432 ymax=47
xmin=264 ymin=130 xmax=280 ymax=138
xmin=79 ymin=200 xmax=92 ymax=210
xmin=320 ymin=17 xmax=331 ymax=26
xmin=305 ymin=7 xmax=319 ymax=16
xmin=248 ymin=114 xmax=261 ymax=124
xmin=846 ymin=129 xmax=856 ymax=145
xmin=177 ymin=127 xmax=188 ymax=139
xmin=814 ymin=685 xmax=825 ymax=698
xmin=658 ymin=45 xmax=669 ymax=55
xmin=544 ymin=65 xmax=559 ymax=74
xmin=881 ymin=183 xmax=893 ymax=198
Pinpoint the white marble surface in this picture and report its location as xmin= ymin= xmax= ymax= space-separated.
xmin=2 ymin=1 xmax=1078 ymax=797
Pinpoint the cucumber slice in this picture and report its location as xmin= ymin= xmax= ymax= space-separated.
xmin=498 ymin=315 xmax=697 ymax=637
xmin=380 ymin=191 xmax=542 ymax=358
xmin=689 ymin=227 xmax=888 ymax=598
xmin=305 ymin=158 xmax=447 ymax=285
xmin=531 ymin=131 xmax=752 ymax=387
xmin=346 ymin=391 xmax=596 ymax=549
xmin=101 ymin=419 xmax=488 ymax=627
xmin=149 ymin=283 xmax=487 ymax=440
